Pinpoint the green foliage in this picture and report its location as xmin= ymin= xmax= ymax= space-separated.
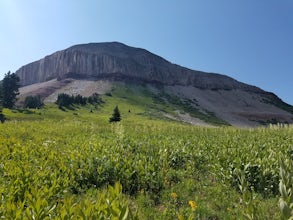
xmin=24 ymin=95 xmax=44 ymax=109
xmin=107 ymin=82 xmax=229 ymax=125
xmin=2 ymin=71 xmax=20 ymax=108
xmin=87 ymin=92 xmax=102 ymax=104
xmin=56 ymin=93 xmax=102 ymax=109
xmin=279 ymin=157 xmax=293 ymax=219
xmin=109 ymin=105 xmax=121 ymax=122
xmin=0 ymin=105 xmax=292 ymax=219
xmin=56 ymin=93 xmax=77 ymax=108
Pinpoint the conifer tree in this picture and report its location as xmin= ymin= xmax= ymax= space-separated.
xmin=0 ymin=108 xmax=4 ymax=123
xmin=24 ymin=95 xmax=44 ymax=109
xmin=0 ymin=106 xmax=4 ymax=123
xmin=0 ymin=81 xmax=4 ymax=123
xmin=109 ymin=106 xmax=121 ymax=122
xmin=2 ymin=72 xmax=20 ymax=108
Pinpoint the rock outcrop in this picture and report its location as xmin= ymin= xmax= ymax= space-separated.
xmin=16 ymin=42 xmax=261 ymax=92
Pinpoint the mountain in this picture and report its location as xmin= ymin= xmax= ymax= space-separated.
xmin=15 ymin=42 xmax=293 ymax=126
xmin=17 ymin=42 xmax=260 ymax=91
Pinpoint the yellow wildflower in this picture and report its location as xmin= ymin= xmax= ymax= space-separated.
xmin=171 ymin=192 xmax=178 ymax=199
xmin=189 ymin=200 xmax=197 ymax=211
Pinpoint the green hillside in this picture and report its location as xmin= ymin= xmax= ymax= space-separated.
xmin=94 ymin=82 xmax=229 ymax=126
xmin=0 ymin=90 xmax=292 ymax=219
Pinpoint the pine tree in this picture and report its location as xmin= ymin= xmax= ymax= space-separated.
xmin=0 ymin=81 xmax=4 ymax=123
xmin=2 ymin=72 xmax=20 ymax=108
xmin=0 ymin=108 xmax=4 ymax=123
xmin=24 ymin=95 xmax=44 ymax=109
xmin=0 ymin=105 xmax=4 ymax=123
xmin=109 ymin=106 xmax=121 ymax=123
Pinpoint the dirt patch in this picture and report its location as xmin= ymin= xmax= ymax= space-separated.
xmin=164 ymin=111 xmax=212 ymax=127
xmin=44 ymin=79 xmax=111 ymax=102
xmin=164 ymin=85 xmax=293 ymax=127
xmin=18 ymin=79 xmax=73 ymax=105
xmin=18 ymin=78 xmax=112 ymax=103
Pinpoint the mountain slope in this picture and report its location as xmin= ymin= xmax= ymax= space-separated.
xmin=15 ymin=42 xmax=293 ymax=126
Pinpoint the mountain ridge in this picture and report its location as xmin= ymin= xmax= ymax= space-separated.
xmin=16 ymin=42 xmax=262 ymax=92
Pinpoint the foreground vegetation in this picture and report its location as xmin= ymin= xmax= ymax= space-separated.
xmin=0 ymin=104 xmax=292 ymax=219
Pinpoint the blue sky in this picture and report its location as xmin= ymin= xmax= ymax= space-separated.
xmin=0 ymin=0 xmax=292 ymax=104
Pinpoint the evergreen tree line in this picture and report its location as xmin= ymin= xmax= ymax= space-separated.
xmin=56 ymin=93 xmax=102 ymax=108
xmin=24 ymin=95 xmax=44 ymax=109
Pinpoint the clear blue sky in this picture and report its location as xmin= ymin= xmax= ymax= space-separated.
xmin=0 ymin=0 xmax=292 ymax=104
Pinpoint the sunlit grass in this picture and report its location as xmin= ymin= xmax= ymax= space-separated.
xmin=1 ymin=94 xmax=292 ymax=219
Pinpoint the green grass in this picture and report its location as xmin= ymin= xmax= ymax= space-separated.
xmin=101 ymin=82 xmax=229 ymax=125
xmin=0 ymin=89 xmax=292 ymax=219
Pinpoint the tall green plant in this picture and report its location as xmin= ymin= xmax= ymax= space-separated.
xmin=279 ymin=157 xmax=293 ymax=219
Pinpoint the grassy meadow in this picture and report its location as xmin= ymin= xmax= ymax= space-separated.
xmin=0 ymin=90 xmax=293 ymax=219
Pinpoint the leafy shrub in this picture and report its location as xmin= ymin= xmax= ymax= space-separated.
xmin=279 ymin=157 xmax=293 ymax=219
xmin=168 ymin=149 xmax=188 ymax=169
xmin=72 ymin=157 xmax=117 ymax=192
xmin=1 ymin=114 xmax=292 ymax=219
xmin=230 ymin=163 xmax=279 ymax=197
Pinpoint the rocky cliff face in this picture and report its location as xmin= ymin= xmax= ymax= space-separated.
xmin=16 ymin=42 xmax=262 ymax=92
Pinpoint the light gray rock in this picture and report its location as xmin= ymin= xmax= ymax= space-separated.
xmin=16 ymin=42 xmax=261 ymax=92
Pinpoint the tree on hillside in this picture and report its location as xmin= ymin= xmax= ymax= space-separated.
xmin=88 ymin=93 xmax=101 ymax=104
xmin=109 ymin=106 xmax=121 ymax=123
xmin=2 ymin=72 xmax=20 ymax=108
xmin=0 ymin=99 xmax=3 ymax=123
xmin=0 ymin=81 xmax=5 ymax=123
xmin=74 ymin=94 xmax=87 ymax=105
xmin=56 ymin=93 xmax=72 ymax=108
xmin=56 ymin=93 xmax=103 ymax=109
xmin=24 ymin=95 xmax=44 ymax=109
xmin=0 ymin=105 xmax=4 ymax=123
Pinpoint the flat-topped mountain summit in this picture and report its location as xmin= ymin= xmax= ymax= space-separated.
xmin=16 ymin=42 xmax=259 ymax=91
xmin=16 ymin=42 xmax=293 ymax=126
